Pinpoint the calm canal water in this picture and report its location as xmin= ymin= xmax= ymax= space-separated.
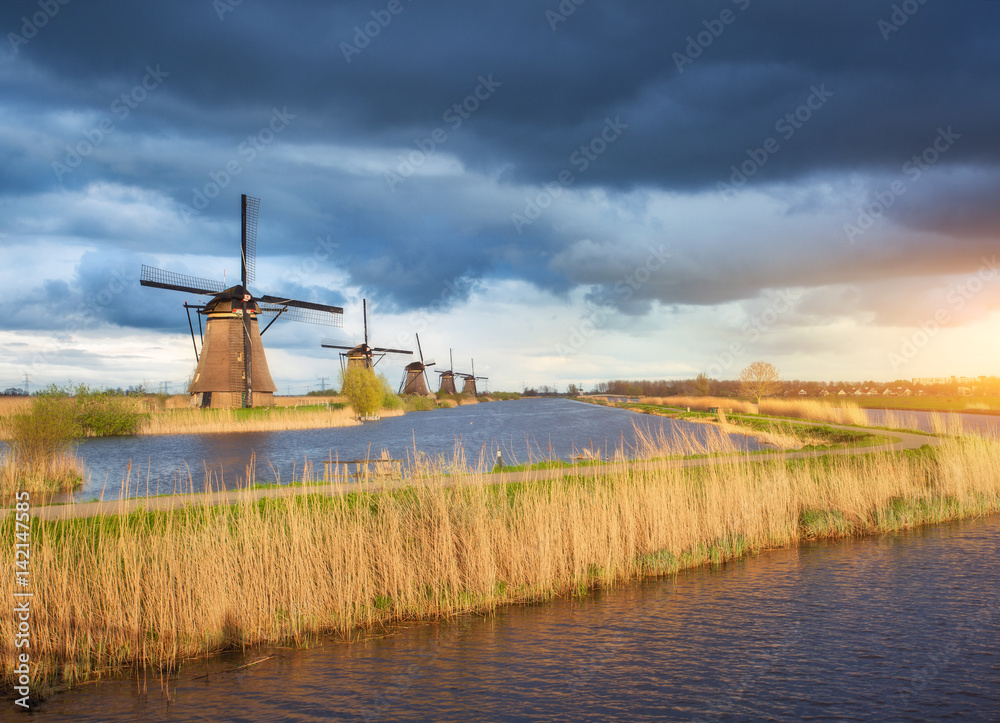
xmin=68 ymin=399 xmax=765 ymax=500
xmin=30 ymin=514 xmax=1000 ymax=721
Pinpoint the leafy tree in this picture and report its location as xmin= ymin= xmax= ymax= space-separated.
xmin=690 ymin=373 xmax=712 ymax=396
xmin=738 ymin=361 xmax=782 ymax=403
xmin=339 ymin=367 xmax=384 ymax=417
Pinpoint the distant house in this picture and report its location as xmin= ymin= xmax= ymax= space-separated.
xmin=853 ymin=389 xmax=863 ymax=396
xmin=838 ymin=389 xmax=847 ymax=396
xmin=882 ymin=388 xmax=893 ymax=396
xmin=867 ymin=388 xmax=879 ymax=396
xmin=798 ymin=389 xmax=808 ymax=396
xmin=902 ymin=388 xmax=912 ymax=396
xmin=819 ymin=390 xmax=830 ymax=397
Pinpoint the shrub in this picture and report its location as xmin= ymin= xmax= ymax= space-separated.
xmin=380 ymin=375 xmax=404 ymax=412
xmin=404 ymin=395 xmax=436 ymax=412
xmin=74 ymin=384 xmax=146 ymax=436
xmin=339 ymin=367 xmax=385 ymax=417
xmin=0 ymin=387 xmax=83 ymax=494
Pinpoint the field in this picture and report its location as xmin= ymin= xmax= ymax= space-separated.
xmin=3 ymin=424 xmax=998 ymax=697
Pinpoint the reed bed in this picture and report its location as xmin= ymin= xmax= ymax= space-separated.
xmin=639 ymin=395 xmax=758 ymax=414
xmin=3 ymin=423 xmax=999 ymax=695
xmin=758 ymin=398 xmax=870 ymax=426
xmin=0 ymin=397 xmax=32 ymax=421
xmin=137 ymin=405 xmax=406 ymax=436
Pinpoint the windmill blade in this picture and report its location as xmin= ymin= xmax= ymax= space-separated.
xmin=140 ymin=265 xmax=225 ymax=296
xmin=424 ymin=360 xmax=437 ymax=368
xmin=258 ymin=295 xmax=343 ymax=315
xmin=320 ymin=337 xmax=358 ymax=350
xmin=415 ymin=333 xmax=424 ymax=365
xmin=241 ymin=194 xmax=259 ymax=287
xmin=371 ymin=346 xmax=413 ymax=355
xmin=258 ymin=295 xmax=343 ymax=328
xmin=258 ymin=303 xmax=343 ymax=327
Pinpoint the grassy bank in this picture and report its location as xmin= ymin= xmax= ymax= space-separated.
xmin=138 ymin=403 xmax=383 ymax=435
xmin=3 ymin=429 xmax=999 ymax=698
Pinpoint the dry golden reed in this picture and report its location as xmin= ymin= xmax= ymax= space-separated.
xmin=640 ymin=395 xmax=757 ymax=414
xmin=3 ymin=425 xmax=999 ymax=693
xmin=137 ymin=405 xmax=407 ymax=436
xmin=758 ymin=398 xmax=869 ymax=425
xmin=0 ymin=397 xmax=32 ymax=421
xmin=638 ymin=395 xmax=873 ymax=427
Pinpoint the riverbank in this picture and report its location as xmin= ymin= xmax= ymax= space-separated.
xmin=1 ymin=393 xmax=508 ymax=442
xmin=3 ymin=426 xmax=998 ymax=700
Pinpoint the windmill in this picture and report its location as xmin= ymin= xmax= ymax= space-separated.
xmin=321 ymin=299 xmax=411 ymax=372
xmin=457 ymin=358 xmax=488 ymax=396
xmin=140 ymin=194 xmax=344 ymax=409
xmin=398 ymin=333 xmax=436 ymax=396
xmin=436 ymin=348 xmax=458 ymax=395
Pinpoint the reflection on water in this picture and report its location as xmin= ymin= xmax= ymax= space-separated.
xmin=34 ymin=515 xmax=1000 ymax=721
xmin=69 ymin=399 xmax=766 ymax=500
xmin=865 ymin=407 xmax=1000 ymax=436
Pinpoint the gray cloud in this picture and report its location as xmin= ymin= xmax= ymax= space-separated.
xmin=1 ymin=0 xmax=999 ymax=321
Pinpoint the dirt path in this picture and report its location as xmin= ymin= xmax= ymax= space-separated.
xmin=14 ymin=418 xmax=940 ymax=522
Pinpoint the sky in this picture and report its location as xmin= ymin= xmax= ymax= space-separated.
xmin=1 ymin=0 xmax=999 ymax=395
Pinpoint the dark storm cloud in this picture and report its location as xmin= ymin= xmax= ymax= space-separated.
xmin=3 ymin=0 xmax=999 ymax=314
xmin=8 ymin=1 xmax=997 ymax=182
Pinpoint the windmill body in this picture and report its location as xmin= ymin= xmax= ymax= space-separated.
xmin=457 ymin=357 xmax=488 ymax=397
xmin=436 ymin=348 xmax=459 ymax=395
xmin=438 ymin=372 xmax=457 ymax=395
xmin=188 ymin=289 xmax=278 ymax=408
xmin=399 ymin=333 xmax=435 ymax=396
xmin=342 ymin=344 xmax=378 ymax=371
xmin=400 ymin=361 xmax=431 ymax=395
xmin=140 ymin=194 xmax=343 ymax=408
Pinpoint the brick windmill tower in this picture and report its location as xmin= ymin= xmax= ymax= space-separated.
xmin=457 ymin=358 xmax=488 ymax=396
xmin=398 ymin=333 xmax=436 ymax=396
xmin=436 ymin=348 xmax=458 ymax=395
xmin=140 ymin=194 xmax=344 ymax=408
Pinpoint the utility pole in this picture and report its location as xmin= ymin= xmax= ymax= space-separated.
xmin=24 ymin=373 xmax=29 ymax=396
xmin=318 ymin=376 xmax=329 ymax=393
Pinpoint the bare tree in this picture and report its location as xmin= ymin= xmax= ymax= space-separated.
xmin=739 ymin=361 xmax=782 ymax=403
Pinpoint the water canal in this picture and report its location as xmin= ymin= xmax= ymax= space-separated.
xmin=69 ymin=398 xmax=764 ymax=500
